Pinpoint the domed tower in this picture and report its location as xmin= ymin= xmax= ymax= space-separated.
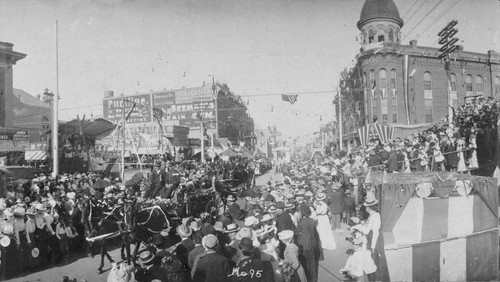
xmin=357 ymin=0 xmax=404 ymax=49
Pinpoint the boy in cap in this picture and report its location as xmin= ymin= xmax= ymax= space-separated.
xmin=191 ymin=234 xmax=229 ymax=282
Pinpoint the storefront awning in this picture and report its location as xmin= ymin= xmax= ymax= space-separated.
xmin=0 ymin=146 xmax=25 ymax=152
xmin=25 ymin=150 xmax=48 ymax=161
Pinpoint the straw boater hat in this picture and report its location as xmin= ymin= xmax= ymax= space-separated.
xmin=138 ymin=250 xmax=155 ymax=265
xmin=224 ymin=223 xmax=240 ymax=234
xmin=244 ymin=216 xmax=259 ymax=228
xmin=363 ymin=197 xmax=379 ymax=207
xmin=260 ymin=214 xmax=273 ymax=223
xmin=213 ymin=221 xmax=224 ymax=232
xmin=176 ymin=224 xmax=192 ymax=237
xmin=278 ymin=230 xmax=294 ymax=243
xmin=285 ymin=203 xmax=294 ymax=210
xmin=267 ymin=205 xmax=277 ymax=214
xmin=107 ymin=262 xmax=135 ymax=282
xmin=316 ymin=192 xmax=326 ymax=201
xmin=235 ymin=227 xmax=257 ymax=241
xmin=226 ymin=194 xmax=236 ymax=202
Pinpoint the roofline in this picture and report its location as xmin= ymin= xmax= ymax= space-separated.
xmin=357 ymin=16 xmax=404 ymax=30
xmin=356 ymin=43 xmax=500 ymax=64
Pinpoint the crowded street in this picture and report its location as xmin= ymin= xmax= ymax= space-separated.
xmin=6 ymin=170 xmax=351 ymax=282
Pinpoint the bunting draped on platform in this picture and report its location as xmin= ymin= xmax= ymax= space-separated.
xmin=373 ymin=123 xmax=394 ymax=144
xmin=357 ymin=123 xmax=371 ymax=147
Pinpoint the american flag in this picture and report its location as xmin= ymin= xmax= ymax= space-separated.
xmin=281 ymin=94 xmax=298 ymax=104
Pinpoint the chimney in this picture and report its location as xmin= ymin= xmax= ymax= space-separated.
xmin=410 ymin=40 xmax=417 ymax=47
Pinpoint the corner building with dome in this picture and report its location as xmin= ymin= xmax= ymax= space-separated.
xmin=340 ymin=0 xmax=500 ymax=140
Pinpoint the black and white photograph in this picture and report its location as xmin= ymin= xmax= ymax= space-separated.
xmin=0 ymin=0 xmax=499 ymax=281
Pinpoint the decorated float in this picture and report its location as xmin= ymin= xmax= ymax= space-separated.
xmin=363 ymin=171 xmax=498 ymax=281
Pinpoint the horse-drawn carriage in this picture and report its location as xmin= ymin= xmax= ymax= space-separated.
xmin=84 ymin=169 xmax=249 ymax=261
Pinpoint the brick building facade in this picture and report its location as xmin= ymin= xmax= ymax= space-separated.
xmin=341 ymin=0 xmax=500 ymax=140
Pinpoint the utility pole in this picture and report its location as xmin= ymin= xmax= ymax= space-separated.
xmin=338 ymin=86 xmax=343 ymax=150
xmin=121 ymin=97 xmax=126 ymax=181
xmin=212 ymin=75 xmax=219 ymax=138
xmin=438 ymin=20 xmax=460 ymax=127
xmin=199 ymin=113 xmax=205 ymax=163
xmin=52 ymin=20 xmax=59 ymax=178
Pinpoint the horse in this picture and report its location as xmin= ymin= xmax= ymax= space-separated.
xmin=130 ymin=205 xmax=173 ymax=262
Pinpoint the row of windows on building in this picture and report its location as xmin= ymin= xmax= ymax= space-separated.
xmin=362 ymin=70 xmax=500 ymax=124
xmin=364 ymin=69 xmax=500 ymax=96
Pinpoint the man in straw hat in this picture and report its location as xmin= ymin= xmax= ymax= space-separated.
xmin=174 ymin=224 xmax=194 ymax=272
xmin=135 ymin=250 xmax=164 ymax=281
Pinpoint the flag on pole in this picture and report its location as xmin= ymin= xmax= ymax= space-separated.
xmin=282 ymin=94 xmax=298 ymax=105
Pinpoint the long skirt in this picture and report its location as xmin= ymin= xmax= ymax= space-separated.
xmin=457 ymin=152 xmax=467 ymax=172
xmin=317 ymin=214 xmax=336 ymax=250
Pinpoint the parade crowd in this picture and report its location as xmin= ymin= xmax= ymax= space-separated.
xmin=0 ymin=123 xmax=483 ymax=282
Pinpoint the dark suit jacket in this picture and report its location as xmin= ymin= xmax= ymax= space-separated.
xmin=175 ymin=238 xmax=195 ymax=269
xmin=296 ymin=217 xmax=318 ymax=251
xmin=276 ymin=212 xmax=295 ymax=233
xmin=329 ymin=190 xmax=344 ymax=214
xmin=193 ymin=252 xmax=229 ymax=282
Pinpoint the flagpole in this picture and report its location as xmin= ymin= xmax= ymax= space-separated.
xmin=52 ymin=20 xmax=59 ymax=178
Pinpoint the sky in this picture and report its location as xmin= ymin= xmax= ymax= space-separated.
xmin=1 ymin=0 xmax=499 ymax=138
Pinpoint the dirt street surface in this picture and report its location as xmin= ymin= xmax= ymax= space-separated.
xmin=7 ymin=171 xmax=351 ymax=282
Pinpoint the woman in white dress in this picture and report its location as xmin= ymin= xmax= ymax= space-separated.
xmin=457 ymin=137 xmax=468 ymax=172
xmin=468 ymin=133 xmax=479 ymax=169
xmin=314 ymin=192 xmax=336 ymax=250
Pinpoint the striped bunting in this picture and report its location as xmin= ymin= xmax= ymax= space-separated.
xmin=357 ymin=123 xmax=371 ymax=147
xmin=383 ymin=195 xmax=499 ymax=281
xmin=25 ymin=150 xmax=48 ymax=161
xmin=385 ymin=230 xmax=498 ymax=281
xmin=373 ymin=123 xmax=394 ymax=144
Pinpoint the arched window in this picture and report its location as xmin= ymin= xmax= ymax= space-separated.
xmin=363 ymin=72 xmax=367 ymax=89
xmin=450 ymin=73 xmax=457 ymax=91
xmin=388 ymin=29 xmax=394 ymax=42
xmin=465 ymin=75 xmax=473 ymax=92
xmin=475 ymin=75 xmax=484 ymax=93
xmin=390 ymin=69 xmax=397 ymax=89
xmin=368 ymin=29 xmax=375 ymax=43
xmin=495 ymin=76 xmax=500 ymax=96
xmin=379 ymin=69 xmax=387 ymax=89
xmin=423 ymin=72 xmax=432 ymax=91
xmin=378 ymin=28 xmax=385 ymax=42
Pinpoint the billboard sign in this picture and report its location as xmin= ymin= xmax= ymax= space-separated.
xmin=103 ymin=94 xmax=152 ymax=123
xmin=103 ymin=85 xmax=217 ymax=130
